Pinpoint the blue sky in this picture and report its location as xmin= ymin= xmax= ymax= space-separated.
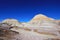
xmin=0 ymin=0 xmax=60 ymax=22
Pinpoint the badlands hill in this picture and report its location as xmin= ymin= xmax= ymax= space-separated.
xmin=0 ymin=14 xmax=60 ymax=40
xmin=30 ymin=14 xmax=54 ymax=22
xmin=2 ymin=18 xmax=23 ymax=27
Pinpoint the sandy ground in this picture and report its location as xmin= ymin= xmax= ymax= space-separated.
xmin=11 ymin=28 xmax=60 ymax=40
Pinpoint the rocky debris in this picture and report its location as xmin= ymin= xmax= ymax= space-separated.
xmin=0 ymin=23 xmax=19 ymax=40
